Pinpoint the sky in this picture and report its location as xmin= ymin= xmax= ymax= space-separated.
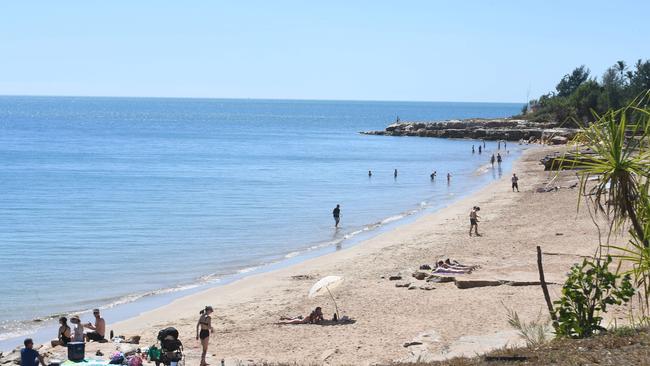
xmin=0 ymin=1 xmax=648 ymax=103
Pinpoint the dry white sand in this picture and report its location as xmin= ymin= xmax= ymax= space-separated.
xmin=45 ymin=146 xmax=627 ymax=365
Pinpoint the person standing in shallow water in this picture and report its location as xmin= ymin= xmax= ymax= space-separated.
xmin=394 ymin=169 xmax=398 ymax=178
xmin=196 ymin=306 xmax=214 ymax=366
xmin=332 ymin=204 xmax=341 ymax=228
xmin=478 ymin=145 xmax=482 ymax=154
xmin=472 ymin=145 xmax=475 ymax=154
xmin=447 ymin=173 xmax=451 ymax=184
xmin=490 ymin=154 xmax=495 ymax=167
xmin=497 ymin=153 xmax=502 ymax=165
xmin=368 ymin=170 xmax=372 ymax=177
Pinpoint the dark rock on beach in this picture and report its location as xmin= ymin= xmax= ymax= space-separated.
xmin=362 ymin=118 xmax=578 ymax=143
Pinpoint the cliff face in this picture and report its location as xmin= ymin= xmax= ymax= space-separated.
xmin=361 ymin=118 xmax=578 ymax=143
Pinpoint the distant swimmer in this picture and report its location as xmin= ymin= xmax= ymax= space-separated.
xmin=490 ymin=154 xmax=495 ymax=167
xmin=472 ymin=145 xmax=475 ymax=154
xmin=394 ymin=169 xmax=398 ymax=178
xmin=478 ymin=145 xmax=482 ymax=154
xmin=332 ymin=204 xmax=341 ymax=228
xmin=497 ymin=153 xmax=502 ymax=165
xmin=368 ymin=170 xmax=372 ymax=177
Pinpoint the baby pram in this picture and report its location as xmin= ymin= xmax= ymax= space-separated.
xmin=151 ymin=327 xmax=183 ymax=366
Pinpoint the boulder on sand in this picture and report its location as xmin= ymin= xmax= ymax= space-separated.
xmin=454 ymin=279 xmax=504 ymax=289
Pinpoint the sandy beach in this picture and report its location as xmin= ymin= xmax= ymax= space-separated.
xmin=38 ymin=145 xmax=621 ymax=365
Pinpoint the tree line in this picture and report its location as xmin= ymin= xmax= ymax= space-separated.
xmin=521 ymin=59 xmax=650 ymax=126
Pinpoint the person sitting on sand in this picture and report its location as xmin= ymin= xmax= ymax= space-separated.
xmin=70 ymin=315 xmax=84 ymax=342
xmin=50 ymin=317 xmax=71 ymax=347
xmin=21 ymin=339 xmax=47 ymax=366
xmin=278 ymin=307 xmax=324 ymax=325
xmin=84 ymin=309 xmax=105 ymax=342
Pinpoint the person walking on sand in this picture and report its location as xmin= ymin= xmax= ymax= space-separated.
xmin=511 ymin=173 xmax=519 ymax=192
xmin=332 ymin=204 xmax=341 ymax=228
xmin=84 ymin=309 xmax=105 ymax=342
xmin=196 ymin=306 xmax=215 ymax=366
xmin=490 ymin=154 xmax=495 ymax=167
xmin=497 ymin=153 xmax=502 ymax=165
xmin=469 ymin=206 xmax=481 ymax=237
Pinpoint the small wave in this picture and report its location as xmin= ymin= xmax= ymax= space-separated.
xmin=284 ymin=251 xmax=301 ymax=258
xmin=381 ymin=214 xmax=405 ymax=225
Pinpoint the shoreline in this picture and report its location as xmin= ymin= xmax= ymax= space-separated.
xmin=0 ymin=145 xmax=525 ymax=352
xmin=8 ymin=144 xmax=613 ymax=365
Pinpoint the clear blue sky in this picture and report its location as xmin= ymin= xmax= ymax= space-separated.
xmin=1 ymin=1 xmax=648 ymax=102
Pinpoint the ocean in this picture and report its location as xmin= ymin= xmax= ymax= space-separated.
xmin=0 ymin=96 xmax=522 ymax=347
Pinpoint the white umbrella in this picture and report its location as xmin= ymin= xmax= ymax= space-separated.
xmin=308 ymin=276 xmax=343 ymax=318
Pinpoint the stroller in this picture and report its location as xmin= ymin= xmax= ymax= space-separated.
xmin=151 ymin=327 xmax=183 ymax=366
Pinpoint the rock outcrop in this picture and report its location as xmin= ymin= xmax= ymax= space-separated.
xmin=361 ymin=118 xmax=578 ymax=143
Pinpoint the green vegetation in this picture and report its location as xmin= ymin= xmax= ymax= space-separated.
xmin=522 ymin=60 xmax=650 ymax=125
xmin=560 ymin=98 xmax=650 ymax=325
xmin=553 ymin=256 xmax=634 ymax=338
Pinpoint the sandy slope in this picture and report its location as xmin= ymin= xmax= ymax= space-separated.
xmin=43 ymin=146 xmax=622 ymax=365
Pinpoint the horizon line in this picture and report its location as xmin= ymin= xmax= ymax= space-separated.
xmin=0 ymin=93 xmax=525 ymax=105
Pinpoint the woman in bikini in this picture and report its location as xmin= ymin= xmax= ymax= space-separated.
xmin=196 ymin=306 xmax=214 ymax=366
xmin=51 ymin=317 xmax=71 ymax=347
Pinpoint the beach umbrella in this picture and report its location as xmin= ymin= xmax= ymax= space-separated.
xmin=308 ymin=276 xmax=343 ymax=318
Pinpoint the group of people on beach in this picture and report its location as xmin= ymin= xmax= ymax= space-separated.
xmin=20 ymin=310 xmax=105 ymax=366
xmin=50 ymin=309 xmax=105 ymax=347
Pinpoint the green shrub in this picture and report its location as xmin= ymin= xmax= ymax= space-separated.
xmin=554 ymin=255 xmax=634 ymax=338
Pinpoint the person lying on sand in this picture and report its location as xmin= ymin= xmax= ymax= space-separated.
xmin=443 ymin=258 xmax=479 ymax=270
xmin=432 ymin=261 xmax=473 ymax=274
xmin=278 ymin=307 xmax=324 ymax=325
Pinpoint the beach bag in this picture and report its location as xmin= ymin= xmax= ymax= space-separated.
xmin=147 ymin=346 xmax=161 ymax=361
xmin=127 ymin=355 xmax=142 ymax=366
xmin=109 ymin=352 xmax=124 ymax=364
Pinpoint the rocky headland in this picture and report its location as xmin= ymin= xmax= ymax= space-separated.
xmin=361 ymin=118 xmax=579 ymax=144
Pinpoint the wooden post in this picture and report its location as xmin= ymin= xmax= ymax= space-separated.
xmin=537 ymin=246 xmax=558 ymax=330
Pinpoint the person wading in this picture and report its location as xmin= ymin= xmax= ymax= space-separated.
xmin=332 ymin=204 xmax=341 ymax=228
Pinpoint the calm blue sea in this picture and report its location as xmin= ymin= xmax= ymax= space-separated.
xmin=0 ymin=96 xmax=522 ymax=344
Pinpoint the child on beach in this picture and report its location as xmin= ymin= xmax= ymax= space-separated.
xmin=469 ymin=206 xmax=481 ymax=237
